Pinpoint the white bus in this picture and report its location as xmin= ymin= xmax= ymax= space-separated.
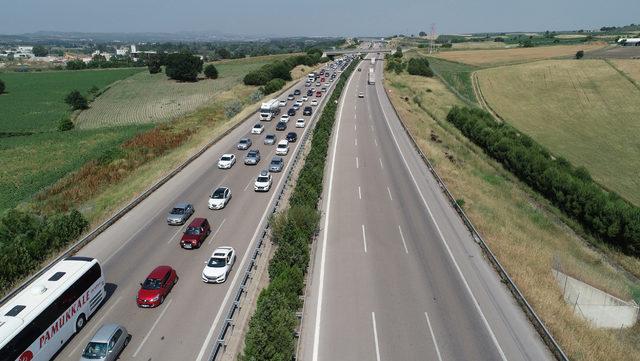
xmin=0 ymin=256 xmax=105 ymax=361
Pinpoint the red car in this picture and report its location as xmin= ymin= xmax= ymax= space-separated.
xmin=315 ymin=91 xmax=322 ymax=97
xmin=180 ymin=217 xmax=211 ymax=249
xmin=320 ymin=77 xmax=325 ymax=82
xmin=136 ymin=266 xmax=178 ymax=307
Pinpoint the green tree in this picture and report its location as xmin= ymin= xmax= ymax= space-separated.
xmin=64 ymin=90 xmax=88 ymax=110
xmin=244 ymin=70 xmax=271 ymax=85
xmin=575 ymin=50 xmax=584 ymax=59
xmin=394 ymin=46 xmax=403 ymax=58
xmin=146 ymin=54 xmax=162 ymax=74
xmin=407 ymin=58 xmax=434 ymax=77
xmin=216 ymin=48 xmax=231 ymax=59
xmin=520 ymin=39 xmax=534 ymax=48
xmin=66 ymin=59 xmax=87 ymax=70
xmin=203 ymin=64 xmax=219 ymax=79
xmin=58 ymin=117 xmax=74 ymax=131
xmin=419 ymin=31 xmax=427 ymax=37
xmin=32 ymin=45 xmax=48 ymax=57
xmin=165 ymin=52 xmax=204 ymax=82
xmin=0 ymin=79 xmax=5 ymax=94
xmin=261 ymin=78 xmax=286 ymax=94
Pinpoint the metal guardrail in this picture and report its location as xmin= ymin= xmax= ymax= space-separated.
xmin=382 ymin=82 xmax=570 ymax=361
xmin=0 ymin=74 xmax=315 ymax=307
xmin=207 ymin=70 xmax=341 ymax=361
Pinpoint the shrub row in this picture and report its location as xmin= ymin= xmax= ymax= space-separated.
xmin=0 ymin=209 xmax=89 ymax=295
xmin=447 ymin=106 xmax=640 ymax=255
xmin=243 ymin=50 xmax=324 ymax=87
xmin=241 ymin=60 xmax=357 ymax=361
xmin=407 ymin=57 xmax=434 ymax=77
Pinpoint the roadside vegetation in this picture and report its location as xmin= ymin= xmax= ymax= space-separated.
xmin=384 ymin=57 xmax=640 ymax=360
xmin=241 ymin=61 xmax=357 ymax=361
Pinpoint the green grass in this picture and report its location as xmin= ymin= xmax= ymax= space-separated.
xmin=424 ymin=57 xmax=478 ymax=104
xmin=0 ymin=68 xmax=142 ymax=132
xmin=477 ymin=59 xmax=640 ymax=205
xmin=0 ymin=125 xmax=149 ymax=212
xmin=75 ymin=54 xmax=294 ymax=129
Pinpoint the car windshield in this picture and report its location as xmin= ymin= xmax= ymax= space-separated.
xmin=207 ymin=257 xmax=226 ymax=268
xmin=271 ymin=160 xmax=281 ymax=166
xmin=240 ymin=139 xmax=248 ymax=144
xmin=82 ymin=342 xmax=108 ymax=359
xmin=221 ymin=156 xmax=231 ymax=161
xmin=142 ymin=278 xmax=162 ymax=290
xmin=185 ymin=226 xmax=201 ymax=235
xmin=257 ymin=176 xmax=269 ymax=182
xmin=248 ymin=152 xmax=256 ymax=157
xmin=171 ymin=207 xmax=185 ymax=215
xmin=212 ymin=189 xmax=225 ymax=198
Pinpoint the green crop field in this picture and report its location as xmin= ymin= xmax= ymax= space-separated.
xmin=476 ymin=59 xmax=640 ymax=205
xmin=0 ymin=125 xmax=149 ymax=211
xmin=0 ymin=68 xmax=142 ymax=132
xmin=75 ymin=54 xmax=296 ymax=129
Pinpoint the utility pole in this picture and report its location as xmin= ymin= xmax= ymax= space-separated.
xmin=429 ymin=23 xmax=437 ymax=54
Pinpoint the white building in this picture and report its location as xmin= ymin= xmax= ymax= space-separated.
xmin=116 ymin=48 xmax=129 ymax=56
xmin=618 ymin=38 xmax=640 ymax=46
xmin=130 ymin=44 xmax=137 ymax=53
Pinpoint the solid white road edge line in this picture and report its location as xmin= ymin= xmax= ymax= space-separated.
xmin=372 ymin=312 xmax=382 ymax=361
xmin=312 ymin=63 xmax=357 ymax=361
xmin=375 ymin=74 xmax=508 ymax=361
xmin=133 ymin=298 xmax=173 ymax=357
xmin=424 ymin=311 xmax=444 ymax=361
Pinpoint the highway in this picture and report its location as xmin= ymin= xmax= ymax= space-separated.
xmin=298 ymin=52 xmax=554 ymax=360
xmin=51 ymin=65 xmax=341 ymax=361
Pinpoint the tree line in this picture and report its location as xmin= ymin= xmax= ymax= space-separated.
xmin=240 ymin=60 xmax=357 ymax=361
xmin=446 ymin=106 xmax=640 ymax=256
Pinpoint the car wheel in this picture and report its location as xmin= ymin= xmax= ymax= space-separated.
xmin=160 ymin=295 xmax=165 ymax=305
xmin=75 ymin=314 xmax=86 ymax=332
xmin=124 ymin=335 xmax=131 ymax=347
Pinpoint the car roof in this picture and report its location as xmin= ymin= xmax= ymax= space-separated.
xmin=271 ymin=156 xmax=283 ymax=162
xmin=187 ymin=217 xmax=207 ymax=227
xmin=90 ymin=323 xmax=123 ymax=343
xmin=148 ymin=265 xmax=172 ymax=279
xmin=240 ymin=138 xmax=250 ymax=142
xmin=277 ymin=140 xmax=289 ymax=145
xmin=221 ymin=153 xmax=234 ymax=158
xmin=211 ymin=246 xmax=233 ymax=257
xmin=259 ymin=170 xmax=269 ymax=176
xmin=174 ymin=202 xmax=190 ymax=209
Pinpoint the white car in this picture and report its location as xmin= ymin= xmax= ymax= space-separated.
xmin=310 ymin=99 xmax=319 ymax=106
xmin=280 ymin=114 xmax=290 ymax=123
xmin=202 ymin=247 xmax=236 ymax=283
xmin=254 ymin=170 xmax=272 ymax=192
xmin=278 ymin=100 xmax=287 ymax=107
xmin=217 ymin=154 xmax=236 ymax=169
xmin=208 ymin=187 xmax=231 ymax=210
xmin=295 ymin=100 xmax=303 ymax=107
xmin=276 ymin=139 xmax=289 ymax=156
xmin=251 ymin=123 xmax=264 ymax=134
xmin=301 ymin=96 xmax=308 ymax=102
xmin=295 ymin=118 xmax=305 ymax=128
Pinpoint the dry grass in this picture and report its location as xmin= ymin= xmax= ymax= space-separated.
xmin=476 ymin=59 xmax=640 ymax=205
xmin=555 ymin=34 xmax=588 ymax=39
xmin=609 ymin=59 xmax=640 ymax=83
xmin=433 ymin=43 xmax=607 ymax=66
xmin=385 ymin=70 xmax=640 ymax=361
xmin=451 ymin=41 xmax=510 ymax=50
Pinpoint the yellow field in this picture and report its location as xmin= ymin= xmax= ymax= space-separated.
xmin=555 ymin=34 xmax=587 ymax=39
xmin=609 ymin=59 xmax=640 ymax=83
xmin=451 ymin=41 xmax=510 ymax=49
xmin=476 ymin=59 xmax=640 ymax=205
xmin=433 ymin=43 xmax=606 ymax=66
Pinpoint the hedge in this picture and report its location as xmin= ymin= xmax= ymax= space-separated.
xmin=240 ymin=60 xmax=357 ymax=361
xmin=0 ymin=209 xmax=89 ymax=294
xmin=447 ymin=106 xmax=640 ymax=255
xmin=243 ymin=52 xmax=323 ymax=86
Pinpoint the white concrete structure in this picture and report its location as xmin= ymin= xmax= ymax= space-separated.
xmin=618 ymin=38 xmax=640 ymax=46
xmin=554 ymin=270 xmax=639 ymax=328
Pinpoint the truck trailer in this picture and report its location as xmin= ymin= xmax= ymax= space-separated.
xmin=368 ymin=71 xmax=375 ymax=85
xmin=259 ymin=99 xmax=280 ymax=121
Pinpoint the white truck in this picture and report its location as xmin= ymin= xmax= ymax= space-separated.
xmin=370 ymin=57 xmax=375 ymax=65
xmin=368 ymin=68 xmax=375 ymax=85
xmin=259 ymin=99 xmax=280 ymax=121
xmin=307 ymin=72 xmax=316 ymax=82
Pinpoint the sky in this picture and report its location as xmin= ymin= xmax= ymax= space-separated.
xmin=1 ymin=0 xmax=639 ymax=37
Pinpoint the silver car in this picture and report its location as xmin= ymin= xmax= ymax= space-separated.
xmin=264 ymin=134 xmax=276 ymax=145
xmin=237 ymin=138 xmax=252 ymax=150
xmin=269 ymin=156 xmax=284 ymax=172
xmin=166 ymin=202 xmax=194 ymax=225
xmin=80 ymin=323 xmax=130 ymax=361
xmin=244 ymin=149 xmax=261 ymax=165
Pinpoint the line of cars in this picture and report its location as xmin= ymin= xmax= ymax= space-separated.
xmin=75 ymin=58 xmax=352 ymax=361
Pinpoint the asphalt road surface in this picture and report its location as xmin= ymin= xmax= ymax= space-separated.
xmin=52 ymin=67 xmax=340 ymax=361
xmin=298 ymin=53 xmax=553 ymax=361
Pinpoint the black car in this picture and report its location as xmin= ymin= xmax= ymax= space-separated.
xmin=286 ymin=132 xmax=298 ymax=142
xmin=307 ymin=89 xmax=313 ymax=96
xmin=293 ymin=89 xmax=301 ymax=96
xmin=276 ymin=121 xmax=287 ymax=131
xmin=303 ymin=106 xmax=312 ymax=116
xmin=287 ymin=108 xmax=296 ymax=116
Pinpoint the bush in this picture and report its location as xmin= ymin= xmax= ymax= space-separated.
xmin=0 ymin=79 xmax=4 ymax=94
xmin=147 ymin=55 xmax=162 ymax=74
xmin=244 ymin=54 xmax=325 ymax=86
xmin=575 ymin=50 xmax=585 ymax=59
xmin=64 ymin=90 xmax=88 ymax=110
xmin=386 ymin=57 xmax=405 ymax=74
xmin=244 ymin=70 xmax=272 ymax=86
xmin=203 ymin=64 xmax=218 ymax=79
xmin=165 ymin=52 xmax=203 ymax=82
xmin=223 ymin=100 xmax=243 ymax=119
xmin=407 ymin=57 xmax=434 ymax=77
xmin=446 ymin=106 xmax=640 ymax=256
xmin=241 ymin=60 xmax=357 ymax=361
xmin=261 ymin=78 xmax=286 ymax=95
xmin=66 ymin=59 xmax=87 ymax=70
xmin=57 ymin=117 xmax=74 ymax=131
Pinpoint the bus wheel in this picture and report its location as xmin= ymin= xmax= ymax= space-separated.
xmin=76 ymin=314 xmax=86 ymax=332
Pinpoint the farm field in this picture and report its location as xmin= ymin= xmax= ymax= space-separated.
xmin=0 ymin=68 xmax=142 ymax=132
xmin=385 ymin=68 xmax=640 ymax=361
xmin=75 ymin=53 xmax=299 ymax=129
xmin=476 ymin=59 xmax=640 ymax=205
xmin=0 ymin=125 xmax=148 ymax=212
xmin=433 ymin=43 xmax=606 ymax=66
xmin=609 ymin=59 xmax=640 ymax=82
xmin=422 ymin=55 xmax=478 ymax=103
xmin=451 ymin=41 xmax=510 ymax=49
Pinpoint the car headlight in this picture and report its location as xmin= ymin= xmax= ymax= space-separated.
xmin=151 ymin=295 xmax=160 ymax=301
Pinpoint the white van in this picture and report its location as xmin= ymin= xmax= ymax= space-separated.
xmin=276 ymin=140 xmax=289 ymax=156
